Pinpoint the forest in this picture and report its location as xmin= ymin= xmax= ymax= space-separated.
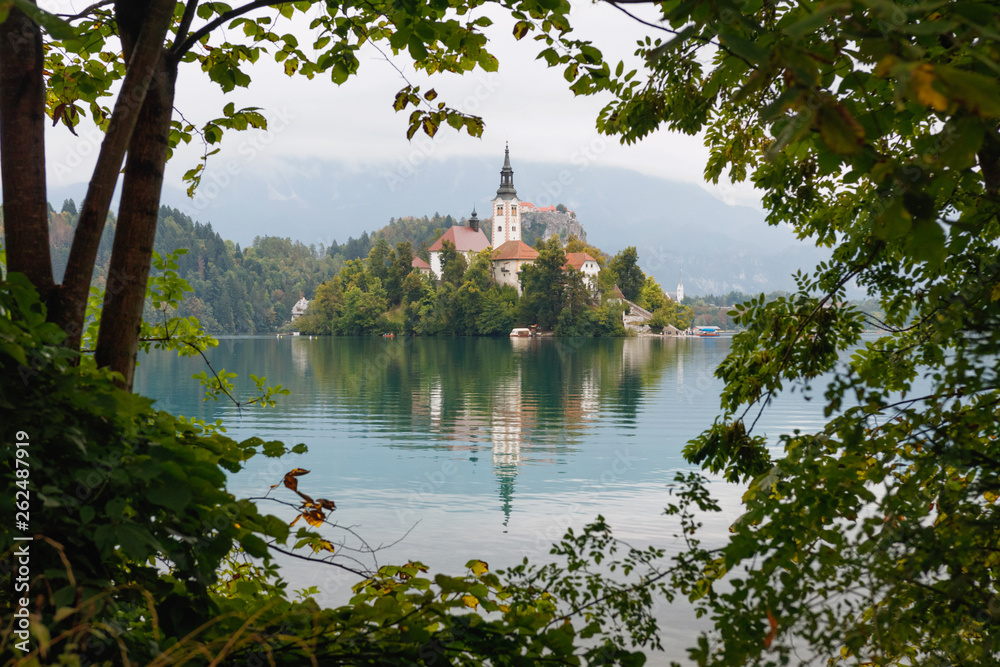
xmin=15 ymin=200 xmax=694 ymax=337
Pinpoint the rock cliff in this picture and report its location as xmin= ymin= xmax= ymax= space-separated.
xmin=520 ymin=209 xmax=588 ymax=245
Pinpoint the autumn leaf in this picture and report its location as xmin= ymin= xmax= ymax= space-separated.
xmin=763 ymin=608 xmax=778 ymax=648
xmin=909 ymin=64 xmax=949 ymax=112
xmin=467 ymin=559 xmax=489 ymax=576
xmin=461 ymin=594 xmax=479 ymax=610
xmin=312 ymin=539 xmax=336 ymax=554
xmin=282 ymin=468 xmax=310 ymax=491
xmin=303 ymin=509 xmax=325 ymax=527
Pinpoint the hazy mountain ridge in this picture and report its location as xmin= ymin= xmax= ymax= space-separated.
xmin=46 ymin=157 xmax=834 ymax=296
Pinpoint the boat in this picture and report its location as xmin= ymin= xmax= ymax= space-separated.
xmin=697 ymin=326 xmax=721 ymax=337
xmin=510 ymin=327 xmax=531 ymax=337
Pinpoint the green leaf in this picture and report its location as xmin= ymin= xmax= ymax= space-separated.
xmin=240 ymin=533 xmax=270 ymax=559
xmin=116 ymin=523 xmax=156 ymax=559
xmin=147 ymin=482 xmax=192 ymax=513
xmin=816 ymin=103 xmax=865 ymax=154
xmin=12 ymin=0 xmax=76 ymax=40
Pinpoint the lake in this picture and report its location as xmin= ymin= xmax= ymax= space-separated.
xmin=133 ymin=335 xmax=829 ymax=663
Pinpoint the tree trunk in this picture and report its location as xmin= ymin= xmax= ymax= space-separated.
xmin=0 ymin=4 xmax=53 ymax=299
xmin=51 ymin=0 xmax=175 ymax=351
xmin=94 ymin=51 xmax=178 ymax=391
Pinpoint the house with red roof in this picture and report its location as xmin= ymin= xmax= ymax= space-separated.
xmin=411 ymin=256 xmax=432 ymax=275
xmin=563 ymin=252 xmax=600 ymax=292
xmin=427 ymin=209 xmax=490 ymax=278
xmin=492 ymin=240 xmax=538 ymax=293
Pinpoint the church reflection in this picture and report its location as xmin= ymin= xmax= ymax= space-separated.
xmin=492 ymin=367 xmax=527 ymax=526
xmin=390 ymin=337 xmax=678 ymax=524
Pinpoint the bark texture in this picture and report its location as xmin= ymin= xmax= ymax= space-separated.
xmin=0 ymin=4 xmax=53 ymax=298
xmin=93 ymin=2 xmax=178 ymax=390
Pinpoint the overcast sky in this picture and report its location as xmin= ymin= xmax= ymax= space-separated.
xmin=39 ymin=1 xmax=760 ymax=212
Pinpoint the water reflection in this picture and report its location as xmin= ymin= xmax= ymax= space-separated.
xmin=136 ymin=336 xmax=687 ymax=522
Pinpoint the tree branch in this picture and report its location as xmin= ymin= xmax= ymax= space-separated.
xmin=173 ymin=0 xmax=201 ymax=49
xmin=171 ymin=0 xmax=294 ymax=57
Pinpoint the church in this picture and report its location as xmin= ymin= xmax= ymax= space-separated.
xmin=425 ymin=145 xmax=598 ymax=294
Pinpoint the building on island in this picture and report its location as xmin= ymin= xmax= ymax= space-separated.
xmin=492 ymin=239 xmax=538 ymax=294
xmin=290 ymin=296 xmax=309 ymax=321
xmin=488 ymin=143 xmax=543 ymax=294
xmin=564 ymin=252 xmax=600 ymax=293
xmin=424 ymin=144 xmax=599 ymax=295
xmin=411 ymin=256 xmax=432 ymax=275
xmin=427 ymin=208 xmax=491 ymax=279
xmin=491 ymin=143 xmax=521 ymax=247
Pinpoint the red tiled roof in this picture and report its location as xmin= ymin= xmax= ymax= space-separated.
xmin=564 ymin=252 xmax=597 ymax=271
xmin=520 ymin=201 xmax=536 ymax=209
xmin=492 ymin=240 xmax=539 ymax=261
xmin=428 ymin=225 xmax=491 ymax=253
xmin=412 ymin=257 xmax=430 ymax=269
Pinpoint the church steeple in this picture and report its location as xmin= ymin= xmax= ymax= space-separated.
xmin=491 ymin=144 xmax=521 ymax=245
xmin=496 ymin=142 xmax=517 ymax=199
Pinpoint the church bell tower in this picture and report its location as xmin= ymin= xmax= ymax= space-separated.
xmin=491 ymin=143 xmax=521 ymax=246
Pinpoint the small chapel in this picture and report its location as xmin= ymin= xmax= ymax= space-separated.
xmin=425 ymin=144 xmax=598 ymax=294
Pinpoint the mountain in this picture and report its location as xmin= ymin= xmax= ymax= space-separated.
xmin=47 ymin=157 xmax=833 ymax=296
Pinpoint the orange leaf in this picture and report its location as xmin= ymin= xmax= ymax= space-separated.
xmin=303 ymin=509 xmax=325 ymax=527
xmin=282 ymin=468 xmax=310 ymax=491
xmin=764 ymin=608 xmax=778 ymax=648
xmin=910 ymin=64 xmax=948 ymax=112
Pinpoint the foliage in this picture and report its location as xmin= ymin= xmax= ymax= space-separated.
xmin=565 ymin=233 xmax=608 ymax=268
xmin=607 ymin=247 xmax=644 ymax=302
xmin=439 ymin=240 xmax=469 ymax=287
xmin=542 ymin=0 xmax=1000 ymax=663
xmin=646 ymin=302 xmax=694 ymax=333
xmin=637 ymin=276 xmax=668 ymax=312
xmin=519 ymin=237 xmax=570 ymax=329
xmin=477 ymin=284 xmax=519 ymax=336
xmin=0 ymin=273 xmax=308 ymax=661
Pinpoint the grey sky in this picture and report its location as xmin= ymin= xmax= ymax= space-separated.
xmin=39 ymin=1 xmax=760 ymax=211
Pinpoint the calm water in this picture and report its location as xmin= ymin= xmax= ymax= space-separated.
xmin=133 ymin=336 xmax=828 ymax=663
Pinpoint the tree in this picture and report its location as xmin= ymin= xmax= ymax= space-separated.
xmin=453 ymin=249 xmax=492 ymax=334
xmin=549 ymin=0 xmax=1000 ymax=663
xmin=608 ymin=247 xmax=644 ymax=302
xmin=386 ymin=241 xmax=415 ymax=306
xmin=366 ymin=237 xmax=391 ymax=283
xmin=647 ymin=302 xmax=693 ymax=332
xmin=637 ymin=276 xmax=667 ymax=312
xmin=477 ymin=284 xmax=518 ymax=336
xmin=519 ymin=237 xmax=567 ymax=329
xmin=565 ymin=233 xmax=607 ymax=268
xmin=438 ymin=240 xmax=468 ymax=286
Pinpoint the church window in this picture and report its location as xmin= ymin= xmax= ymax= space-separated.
xmin=497 ymin=225 xmax=502 ymax=232
xmin=496 ymin=205 xmax=503 ymax=215
xmin=512 ymin=226 xmax=517 ymax=231
xmin=512 ymin=205 xmax=518 ymax=214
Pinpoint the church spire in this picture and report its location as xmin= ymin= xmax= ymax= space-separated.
xmin=496 ymin=142 xmax=517 ymax=199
